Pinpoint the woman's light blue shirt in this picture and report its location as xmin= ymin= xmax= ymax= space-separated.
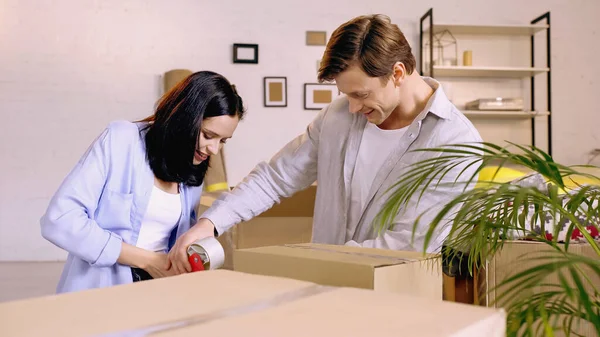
xmin=40 ymin=120 xmax=203 ymax=293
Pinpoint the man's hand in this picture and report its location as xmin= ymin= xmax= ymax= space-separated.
xmin=168 ymin=218 xmax=216 ymax=274
xmin=142 ymin=252 xmax=177 ymax=279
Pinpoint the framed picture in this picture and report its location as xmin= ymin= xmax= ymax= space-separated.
xmin=263 ymin=77 xmax=287 ymax=107
xmin=233 ymin=43 xmax=258 ymax=64
xmin=306 ymin=31 xmax=327 ymax=46
xmin=304 ymin=83 xmax=340 ymax=110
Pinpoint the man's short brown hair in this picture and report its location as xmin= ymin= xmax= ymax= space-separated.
xmin=318 ymin=14 xmax=416 ymax=83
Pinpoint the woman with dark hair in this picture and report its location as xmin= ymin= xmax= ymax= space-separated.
xmin=40 ymin=71 xmax=245 ymax=293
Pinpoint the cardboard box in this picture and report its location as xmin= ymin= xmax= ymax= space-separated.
xmin=199 ymin=186 xmax=316 ymax=270
xmin=485 ymin=241 xmax=599 ymax=336
xmin=234 ymin=243 xmax=443 ymax=300
xmin=0 ymin=270 xmax=505 ymax=337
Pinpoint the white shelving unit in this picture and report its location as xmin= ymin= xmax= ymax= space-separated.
xmin=429 ymin=66 xmax=549 ymax=78
xmin=419 ymin=8 xmax=552 ymax=155
xmin=424 ymin=23 xmax=549 ymax=36
xmin=462 ymin=110 xmax=550 ymax=118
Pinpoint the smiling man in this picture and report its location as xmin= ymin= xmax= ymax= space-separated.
xmin=168 ymin=14 xmax=483 ymax=272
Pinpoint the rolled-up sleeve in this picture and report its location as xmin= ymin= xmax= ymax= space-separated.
xmin=40 ymin=126 xmax=122 ymax=267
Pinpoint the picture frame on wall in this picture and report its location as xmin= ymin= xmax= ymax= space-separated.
xmin=233 ymin=43 xmax=259 ymax=64
xmin=263 ymin=77 xmax=287 ymax=107
xmin=304 ymin=83 xmax=340 ymax=110
xmin=306 ymin=31 xmax=327 ymax=46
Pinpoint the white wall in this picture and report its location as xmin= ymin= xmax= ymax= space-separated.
xmin=1 ymin=0 xmax=599 ymax=261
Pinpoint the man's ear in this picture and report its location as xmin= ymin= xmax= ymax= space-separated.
xmin=392 ymin=62 xmax=407 ymax=86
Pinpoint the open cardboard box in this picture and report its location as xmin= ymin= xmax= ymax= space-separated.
xmin=0 ymin=270 xmax=505 ymax=337
xmin=234 ymin=243 xmax=443 ymax=300
xmin=482 ymin=240 xmax=599 ymax=336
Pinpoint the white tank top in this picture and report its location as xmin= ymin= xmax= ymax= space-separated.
xmin=136 ymin=185 xmax=182 ymax=252
xmin=346 ymin=122 xmax=408 ymax=239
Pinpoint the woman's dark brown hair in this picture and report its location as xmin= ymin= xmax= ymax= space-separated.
xmin=140 ymin=71 xmax=245 ymax=187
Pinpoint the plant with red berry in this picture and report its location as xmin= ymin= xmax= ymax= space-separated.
xmin=376 ymin=142 xmax=600 ymax=336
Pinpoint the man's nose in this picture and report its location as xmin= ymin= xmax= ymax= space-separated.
xmin=348 ymin=98 xmax=362 ymax=114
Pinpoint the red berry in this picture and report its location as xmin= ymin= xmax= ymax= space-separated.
xmin=586 ymin=225 xmax=599 ymax=238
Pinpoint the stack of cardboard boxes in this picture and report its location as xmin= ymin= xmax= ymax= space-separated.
xmin=1 ymin=270 xmax=506 ymax=336
xmin=196 ymin=183 xmax=599 ymax=336
xmin=199 ymin=183 xmax=445 ymax=301
xmin=0 ymin=180 xmax=512 ymax=336
xmin=1 ymin=183 xmax=508 ymax=336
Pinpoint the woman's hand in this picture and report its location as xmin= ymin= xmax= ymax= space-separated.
xmin=168 ymin=218 xmax=216 ymax=274
xmin=118 ymin=243 xmax=176 ymax=278
xmin=142 ymin=252 xmax=177 ymax=279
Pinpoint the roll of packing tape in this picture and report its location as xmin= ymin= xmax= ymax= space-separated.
xmin=187 ymin=237 xmax=225 ymax=271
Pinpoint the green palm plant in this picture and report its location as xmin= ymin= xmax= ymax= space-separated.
xmin=375 ymin=142 xmax=600 ymax=336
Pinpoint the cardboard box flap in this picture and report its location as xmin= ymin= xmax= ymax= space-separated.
xmin=154 ymin=284 xmax=505 ymax=337
xmin=0 ymin=270 xmax=315 ymax=337
xmin=240 ymin=243 xmax=436 ymax=268
xmin=102 ymin=284 xmax=333 ymax=337
xmin=497 ymin=240 xmax=596 ymax=250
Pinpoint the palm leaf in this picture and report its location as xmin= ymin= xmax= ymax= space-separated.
xmin=374 ymin=141 xmax=600 ymax=335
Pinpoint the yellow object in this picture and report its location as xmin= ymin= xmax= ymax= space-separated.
xmin=563 ymin=175 xmax=600 ymax=189
xmin=205 ymin=182 xmax=229 ymax=192
xmin=476 ymin=165 xmax=600 ymax=194
xmin=463 ymin=50 xmax=473 ymax=66
xmin=203 ymin=150 xmax=228 ymax=192
xmin=476 ymin=166 xmax=527 ymax=188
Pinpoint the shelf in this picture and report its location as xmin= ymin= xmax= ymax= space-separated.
xmin=462 ymin=110 xmax=550 ymax=118
xmin=425 ymin=23 xmax=549 ymax=36
xmin=429 ymin=66 xmax=549 ymax=78
xmin=419 ymin=8 xmax=552 ymax=155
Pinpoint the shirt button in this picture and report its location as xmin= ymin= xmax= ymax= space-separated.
xmin=409 ymin=133 xmax=415 ymax=138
